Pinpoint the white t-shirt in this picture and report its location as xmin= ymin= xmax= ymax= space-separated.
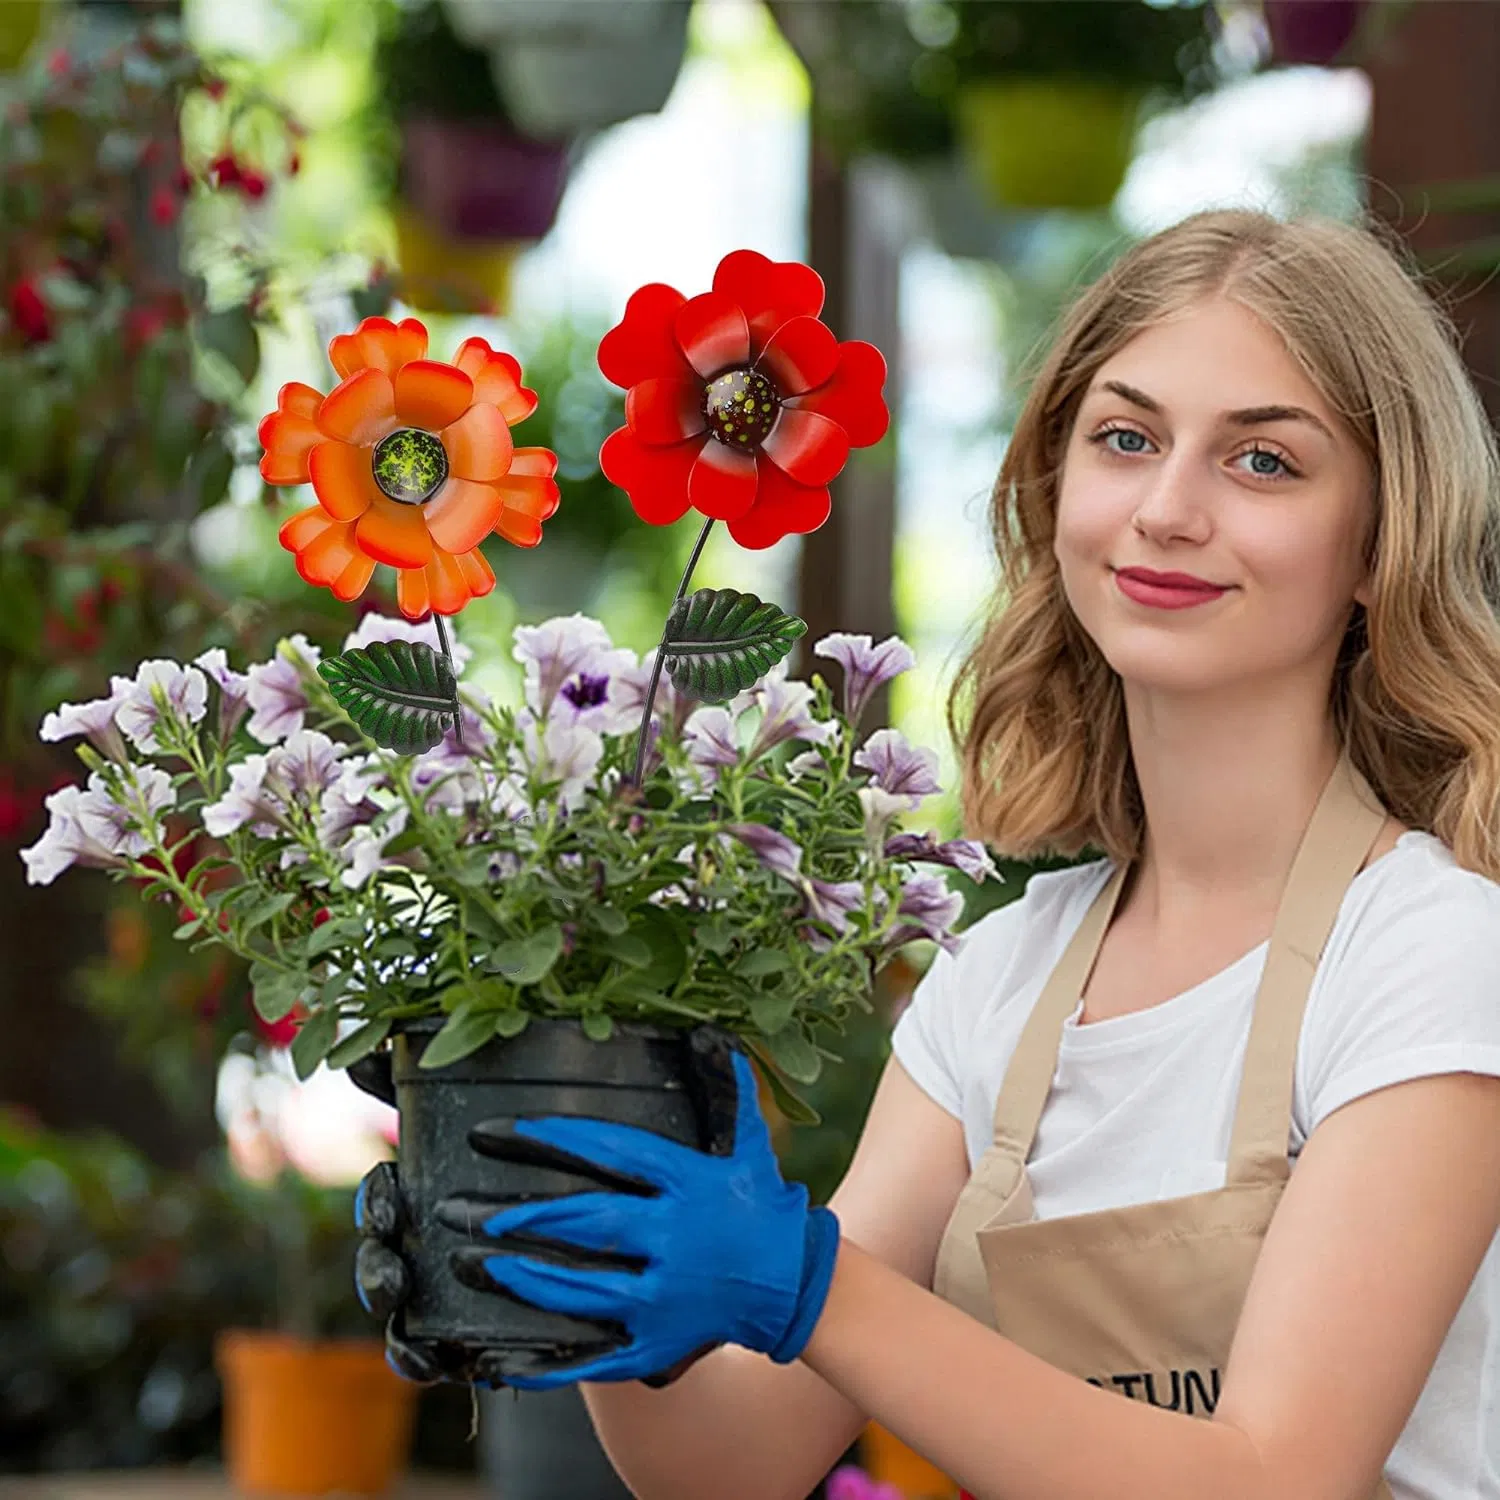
xmin=891 ymin=830 xmax=1500 ymax=1499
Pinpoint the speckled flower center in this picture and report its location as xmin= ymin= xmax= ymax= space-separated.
xmin=702 ymin=368 xmax=779 ymax=448
xmin=372 ymin=427 xmax=448 ymax=504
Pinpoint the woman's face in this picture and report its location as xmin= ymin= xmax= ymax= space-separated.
xmin=1053 ymin=296 xmax=1375 ymax=700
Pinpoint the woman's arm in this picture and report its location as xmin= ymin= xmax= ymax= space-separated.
xmin=581 ymin=1056 xmax=972 ymax=1500
xmin=800 ymin=1071 xmax=1500 ymax=1500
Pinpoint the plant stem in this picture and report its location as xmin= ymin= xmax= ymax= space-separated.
xmin=627 ymin=517 xmax=715 ymax=789
xmin=433 ymin=611 xmax=465 ymax=749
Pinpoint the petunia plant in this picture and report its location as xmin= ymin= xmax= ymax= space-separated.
xmin=21 ymin=250 xmax=1000 ymax=1115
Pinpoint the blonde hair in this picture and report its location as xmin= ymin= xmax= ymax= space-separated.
xmin=950 ymin=208 xmax=1500 ymax=880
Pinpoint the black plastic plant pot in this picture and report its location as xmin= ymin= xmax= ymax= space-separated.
xmin=385 ymin=1015 xmax=734 ymax=1366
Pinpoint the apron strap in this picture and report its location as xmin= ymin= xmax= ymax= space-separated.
xmin=987 ymin=748 xmax=1390 ymax=1183
xmin=1225 ymin=751 xmax=1390 ymax=1187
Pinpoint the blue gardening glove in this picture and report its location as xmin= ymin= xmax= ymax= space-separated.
xmin=473 ymin=1047 xmax=841 ymax=1389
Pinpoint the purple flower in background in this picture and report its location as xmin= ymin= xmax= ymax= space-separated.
xmin=339 ymin=803 xmax=411 ymax=890
xmin=270 ymin=729 xmax=346 ymax=801
xmin=884 ymin=830 xmax=1000 ymax=884
xmin=39 ymin=685 xmax=129 ymax=762
xmin=853 ymin=728 xmax=941 ymax=803
xmin=814 ymin=632 xmax=915 ymax=725
xmin=193 ymin=648 xmax=252 ymax=742
xmin=723 ymin=822 xmax=803 ymax=882
xmin=114 ymin=659 xmax=208 ymax=754
xmin=554 ymin=648 xmax=640 ymax=736
xmin=826 ymin=1467 xmax=905 ymax=1500
xmin=246 ymin=634 xmax=322 ymax=745
xmin=518 ymin=711 xmax=604 ymax=812
xmin=317 ymin=756 xmax=388 ymax=843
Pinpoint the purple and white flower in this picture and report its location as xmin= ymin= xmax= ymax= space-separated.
xmin=814 ymin=632 xmax=915 ymax=726
xmin=20 ymin=764 xmax=175 ymax=885
xmin=20 ymin=784 xmax=127 ymax=885
xmin=339 ymin=803 xmax=411 ymax=891
xmin=722 ymin=822 xmax=803 ymax=882
xmin=740 ymin=664 xmax=837 ymax=763
xmin=246 ymin=634 xmax=322 ymax=746
xmin=552 ymin=647 xmax=641 ymax=737
xmin=858 ymin=785 xmax=912 ymax=843
xmin=883 ymin=831 xmax=999 ymax=884
xmin=513 ymin=614 xmax=613 ymax=720
xmin=802 ymin=877 xmax=865 ymax=934
xmin=882 ymin=873 xmax=967 ymax=954
xmin=194 ymin=648 xmax=252 ymax=742
xmin=682 ymin=706 xmax=741 ymax=785
xmin=518 ymin=710 xmax=603 ymax=813
xmin=113 ymin=659 xmax=208 ymax=754
xmin=203 ymin=754 xmax=284 ymax=838
xmin=614 ymin=648 xmax=698 ymax=744
xmin=853 ymin=728 xmax=941 ymax=803
xmin=39 ymin=685 xmax=130 ymax=762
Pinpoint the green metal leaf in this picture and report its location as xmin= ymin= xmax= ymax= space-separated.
xmin=317 ymin=640 xmax=456 ymax=754
xmin=660 ymin=587 xmax=807 ymax=704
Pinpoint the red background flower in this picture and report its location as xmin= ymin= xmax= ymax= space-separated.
xmin=597 ymin=250 xmax=889 ymax=550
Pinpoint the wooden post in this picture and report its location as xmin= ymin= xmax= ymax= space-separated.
xmin=795 ymin=129 xmax=905 ymax=732
xmin=1363 ymin=0 xmax=1500 ymax=421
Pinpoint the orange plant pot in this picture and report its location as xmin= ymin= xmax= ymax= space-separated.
xmin=216 ymin=1330 xmax=418 ymax=1496
xmin=861 ymin=1420 xmax=958 ymax=1498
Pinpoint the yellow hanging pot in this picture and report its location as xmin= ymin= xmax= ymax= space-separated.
xmin=393 ymin=199 xmax=525 ymax=316
xmin=956 ymin=78 xmax=1144 ymax=212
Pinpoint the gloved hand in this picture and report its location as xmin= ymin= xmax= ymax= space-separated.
xmin=469 ymin=1046 xmax=841 ymax=1390
xmin=349 ymin=1026 xmax=824 ymax=1389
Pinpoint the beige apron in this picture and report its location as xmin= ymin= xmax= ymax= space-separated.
xmin=934 ymin=748 xmax=1397 ymax=1500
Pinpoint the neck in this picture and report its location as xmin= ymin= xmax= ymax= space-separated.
xmin=1122 ymin=682 xmax=1343 ymax=937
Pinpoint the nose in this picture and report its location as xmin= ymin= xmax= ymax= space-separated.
xmin=1129 ymin=449 xmax=1212 ymax=544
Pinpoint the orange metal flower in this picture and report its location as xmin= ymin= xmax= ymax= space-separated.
xmin=258 ymin=316 xmax=560 ymax=620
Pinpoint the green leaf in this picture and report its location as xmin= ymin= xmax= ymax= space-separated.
xmin=749 ymin=991 xmax=797 ymax=1034
xmin=318 ymin=641 xmax=457 ymax=755
xmin=602 ymin=934 xmax=652 ymax=969
xmin=581 ymin=1012 xmax=614 ymax=1042
xmin=188 ymin=437 xmax=235 ymax=510
xmin=326 ymin=1018 xmax=393 ymax=1070
xmin=196 ymin=305 xmax=260 ymax=386
xmin=308 ymin=916 xmax=366 ymax=958
xmin=493 ymin=1009 xmax=530 ymax=1038
xmin=630 ymin=909 xmax=688 ymax=991
xmin=486 ymin=925 xmax=563 ymax=985
xmin=418 ymin=1006 xmax=499 ymax=1070
xmin=173 ymin=916 xmax=203 ymax=941
xmin=589 ymin=905 xmax=629 ymax=936
xmin=249 ymin=964 xmax=307 ymax=1024
xmin=290 ymin=1008 xmax=339 ymax=1081
xmin=660 ymin=587 xmax=807 ymax=704
xmin=744 ymin=1042 xmax=820 ymax=1126
xmin=695 ymin=916 xmax=734 ymax=954
xmin=761 ymin=1025 xmax=822 ymax=1084
xmin=240 ymin=891 xmax=298 ymax=930
xmin=734 ymin=949 xmax=792 ymax=979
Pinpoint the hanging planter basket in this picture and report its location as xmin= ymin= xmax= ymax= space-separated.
xmin=1263 ymin=1 xmax=1369 ymax=67
xmin=956 ymin=78 xmax=1144 ymax=212
xmin=216 ymin=1331 xmax=418 ymax=1496
xmin=392 ymin=199 xmax=524 ymax=316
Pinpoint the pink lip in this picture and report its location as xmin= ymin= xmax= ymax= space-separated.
xmin=1114 ymin=569 xmax=1229 ymax=611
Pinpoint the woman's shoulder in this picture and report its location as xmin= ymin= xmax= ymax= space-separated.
xmin=1334 ymin=828 xmax=1500 ymax=946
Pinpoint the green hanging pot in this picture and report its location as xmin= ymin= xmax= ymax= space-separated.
xmin=956 ymin=78 xmax=1145 ymax=212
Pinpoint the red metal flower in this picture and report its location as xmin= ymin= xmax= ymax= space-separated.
xmin=597 ymin=250 xmax=889 ymax=550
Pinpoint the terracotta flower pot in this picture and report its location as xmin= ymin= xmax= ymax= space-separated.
xmin=216 ymin=1330 xmax=417 ymax=1496
xmin=956 ymin=79 xmax=1143 ymax=212
xmin=860 ymin=1419 xmax=956 ymax=1497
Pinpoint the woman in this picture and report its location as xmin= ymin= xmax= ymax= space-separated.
xmin=383 ymin=210 xmax=1500 ymax=1499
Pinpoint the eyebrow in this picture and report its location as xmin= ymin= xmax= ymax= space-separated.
xmin=1094 ymin=379 xmax=1336 ymax=442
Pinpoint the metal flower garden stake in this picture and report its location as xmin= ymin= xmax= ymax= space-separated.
xmin=259 ymin=250 xmax=889 ymax=777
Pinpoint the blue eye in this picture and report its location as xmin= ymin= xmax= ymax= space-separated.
xmin=1239 ymin=446 xmax=1292 ymax=479
xmin=1093 ymin=426 xmax=1152 ymax=455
